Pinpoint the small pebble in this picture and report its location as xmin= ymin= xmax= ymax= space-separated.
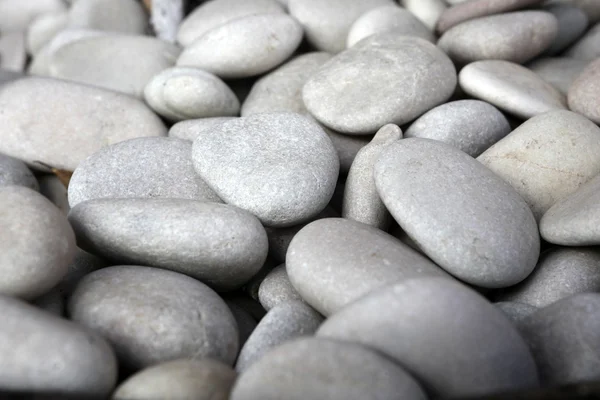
xmin=400 ymin=0 xmax=447 ymax=29
xmin=67 ymin=0 xmax=148 ymax=34
xmin=0 ymin=153 xmax=39 ymax=191
xmin=568 ymin=58 xmax=600 ymax=124
xmin=564 ymin=22 xmax=600 ymax=60
xmin=258 ymin=265 xmax=304 ymax=311
xmin=37 ymin=174 xmax=70 ymax=214
xmin=527 ymin=57 xmax=588 ymax=95
xmin=0 ymin=0 xmax=66 ymax=32
xmin=543 ymin=3 xmax=589 ymax=55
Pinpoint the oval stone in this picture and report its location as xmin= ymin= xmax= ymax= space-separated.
xmin=68 ymin=199 xmax=268 ymax=291
xmin=564 ymin=21 xmax=600 ymax=60
xmin=317 ymin=277 xmax=539 ymax=398
xmin=192 ymin=113 xmax=339 ymax=227
xmin=303 ymin=34 xmax=457 ymax=134
xmin=169 ymin=117 xmax=236 ymax=142
xmin=67 ymin=0 xmax=148 ymax=34
xmin=528 ymin=57 xmax=588 ymax=95
xmin=568 ymin=58 xmax=600 ymax=124
xmin=258 ymin=265 xmax=304 ymax=311
xmin=0 ymin=77 xmax=166 ymax=171
xmin=0 ymin=153 xmax=39 ymax=190
xmin=69 ymin=265 xmax=239 ymax=369
xmin=286 ymin=218 xmax=448 ymax=315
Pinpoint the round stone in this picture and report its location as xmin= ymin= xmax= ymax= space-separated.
xmin=527 ymin=57 xmax=588 ymax=95
xmin=68 ymin=137 xmax=220 ymax=208
xmin=543 ymin=3 xmax=589 ymax=55
xmin=303 ymin=34 xmax=457 ymax=134
xmin=317 ymin=277 xmax=539 ymax=398
xmin=67 ymin=0 xmax=148 ymax=34
xmin=192 ymin=112 xmax=339 ymax=227
xmin=68 ymin=199 xmax=268 ymax=291
xmin=0 ymin=153 xmax=39 ymax=190
xmin=564 ymin=22 xmax=600 ymax=60
xmin=169 ymin=117 xmax=236 ymax=142
xmin=68 ymin=265 xmax=239 ymax=369
xmin=568 ymin=58 xmax=600 ymax=124
xmin=258 ymin=265 xmax=304 ymax=311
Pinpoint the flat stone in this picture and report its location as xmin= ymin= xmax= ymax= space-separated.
xmin=68 ymin=137 xmax=220 ymax=207
xmin=0 ymin=77 xmax=166 ymax=171
xmin=317 ymin=277 xmax=539 ymax=398
xmin=564 ymin=22 xmax=600 ymax=60
xmin=48 ymin=35 xmax=180 ymax=98
xmin=405 ymin=100 xmax=510 ymax=157
xmin=26 ymin=11 xmax=69 ymax=55
xmin=177 ymin=0 xmax=285 ymax=47
xmin=241 ymin=52 xmax=332 ymax=117
xmin=0 ymin=186 xmax=76 ymax=299
xmin=0 ymin=153 xmax=39 ymax=191
xmin=527 ymin=57 xmax=588 ymax=95
xmin=113 ymin=359 xmax=236 ymax=400
xmin=226 ymin=301 xmax=257 ymax=348
xmin=230 ymin=337 xmax=427 ymax=400
xmin=177 ymin=14 xmax=303 ymax=79
xmin=56 ymin=248 xmax=108 ymax=298
xmin=286 ymin=218 xmax=448 ymax=316
xmin=438 ymin=11 xmax=558 ymax=65
xmin=543 ymin=3 xmax=589 ymax=55
xmin=375 ymin=138 xmax=539 ymax=288
xmin=144 ymin=67 xmax=239 ymax=121
xmin=0 ymin=31 xmax=26 ymax=72
xmin=342 ymin=124 xmax=401 ymax=229
xmin=496 ymin=247 xmax=600 ymax=307
xmin=38 ymin=174 xmax=69 ymax=214
xmin=192 ymin=113 xmax=339 ymax=227
xmin=568 ymin=58 xmax=600 ymax=124
xmin=540 ymin=173 xmax=600 ymax=245
xmin=169 ymin=117 xmax=236 ymax=142
xmin=400 ymin=0 xmax=447 ymax=29
xmin=347 ymin=5 xmax=435 ymax=47
xmin=478 ymin=110 xmax=600 ymax=221
xmin=0 ymin=0 xmax=66 ymax=32
xmin=258 ymin=265 xmax=303 ymax=310
xmin=459 ymin=60 xmax=567 ymax=119
xmin=287 ymin=0 xmax=395 ymax=53
xmin=520 ymin=293 xmax=600 ymax=385
xmin=324 ymin=129 xmax=371 ymax=175
xmin=0 ymin=294 xmax=117 ymax=396
xmin=68 ymin=199 xmax=268 ymax=291
xmin=494 ymin=301 xmax=538 ymax=328
xmin=68 ymin=265 xmax=239 ymax=369
xmin=436 ymin=0 xmax=545 ymax=33
xmin=303 ymin=34 xmax=457 ymax=134
xmin=235 ymin=302 xmax=323 ymax=372
xmin=67 ymin=0 xmax=148 ymax=34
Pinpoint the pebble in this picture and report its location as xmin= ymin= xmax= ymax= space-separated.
xmin=375 ymin=138 xmax=539 ymax=288
xmin=286 ymin=218 xmax=448 ymax=315
xmin=438 ymin=11 xmax=558 ymax=65
xmin=568 ymin=58 xmax=600 ymax=124
xmin=543 ymin=3 xmax=589 ymax=55
xmin=0 ymin=153 xmax=39 ymax=191
xmin=67 ymin=0 xmax=148 ymax=34
xmin=169 ymin=117 xmax=236 ymax=142
xmin=144 ymin=67 xmax=240 ymax=121
xmin=48 ymin=35 xmax=181 ymax=98
xmin=68 ymin=137 xmax=220 ymax=207
xmin=477 ymin=110 xmax=600 ymax=221
xmin=342 ymin=124 xmax=401 ymax=229
xmin=540 ymin=173 xmax=600 ymax=245
xmin=404 ymin=100 xmax=510 ymax=157
xmin=303 ymin=34 xmax=457 ymax=134
xmin=230 ymin=337 xmax=427 ymax=400
xmin=37 ymin=174 xmax=70 ymax=214
xmin=346 ymin=5 xmax=435 ymax=48
xmin=494 ymin=301 xmax=538 ymax=328
xmin=496 ymin=247 xmax=600 ymax=307
xmin=192 ymin=113 xmax=339 ymax=227
xmin=400 ymin=0 xmax=447 ymax=29
xmin=527 ymin=57 xmax=588 ymax=95
xmin=564 ymin=22 xmax=600 ymax=60
xmin=565 ymin=0 xmax=600 ymax=22
xmin=0 ymin=77 xmax=166 ymax=171
xmin=0 ymin=294 xmax=117 ymax=396
xmin=287 ymin=0 xmax=395 ymax=53
xmin=324 ymin=129 xmax=372 ymax=175
xmin=177 ymin=14 xmax=303 ymax=79
xmin=113 ymin=359 xmax=237 ymax=400
xmin=317 ymin=277 xmax=539 ymax=398
xmin=177 ymin=0 xmax=285 ymax=47
xmin=258 ymin=265 xmax=304 ymax=311
xmin=235 ymin=302 xmax=323 ymax=372
xmin=26 ymin=11 xmax=69 ymax=55
xmin=520 ymin=293 xmax=600 ymax=385
xmin=0 ymin=186 xmax=76 ymax=299
xmin=459 ymin=60 xmax=567 ymax=119
xmin=68 ymin=199 xmax=268 ymax=291
xmin=68 ymin=265 xmax=239 ymax=370
xmin=0 ymin=0 xmax=66 ymax=32
xmin=0 ymin=31 xmax=26 ymax=72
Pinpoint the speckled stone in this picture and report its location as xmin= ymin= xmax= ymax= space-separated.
xmin=0 ymin=31 xmax=26 ymax=72
xmin=68 ymin=199 xmax=268 ymax=291
xmin=347 ymin=5 xmax=435 ymax=47
xmin=0 ymin=77 xmax=166 ymax=171
xmin=26 ymin=11 xmax=69 ymax=55
xmin=317 ymin=277 xmax=539 ymax=398
xmin=231 ymin=337 xmax=427 ymax=400
xmin=286 ymin=218 xmax=448 ymax=316
xmin=375 ymin=138 xmax=539 ymax=288
xmin=258 ymin=265 xmax=303 ymax=310
xmin=0 ymin=186 xmax=76 ymax=299
xmin=67 ymin=0 xmax=148 ymax=34
xmin=527 ymin=57 xmax=588 ymax=95
xmin=568 ymin=58 xmax=600 ymax=124
xmin=494 ymin=301 xmax=538 ymax=328
xmin=564 ymin=22 xmax=600 ymax=60
xmin=478 ymin=110 xmax=600 ymax=221
xmin=459 ymin=60 xmax=567 ymax=119
xmin=69 ymin=265 xmax=239 ymax=369
xmin=438 ymin=11 xmax=558 ymax=65
xmin=0 ymin=294 xmax=117 ymax=396
xmin=113 ymin=359 xmax=236 ymax=400
xmin=400 ymin=0 xmax=447 ymax=29
xmin=236 ymin=302 xmax=323 ymax=372
xmin=520 ymin=293 xmax=600 ymax=385
xmin=0 ymin=0 xmax=66 ymax=32
xmin=177 ymin=14 xmax=303 ymax=79
xmin=540 ymin=174 xmax=600 ymax=245
xmin=38 ymin=174 xmax=70 ymax=214
xmin=543 ymin=3 xmax=589 ymax=55
xmin=68 ymin=137 xmax=220 ymax=208
xmin=192 ymin=113 xmax=339 ymax=227
xmin=405 ymin=100 xmax=510 ymax=157
xmin=342 ymin=124 xmax=401 ymax=229
xmin=169 ymin=117 xmax=236 ymax=142
xmin=303 ymin=34 xmax=457 ymax=134
xmin=0 ymin=153 xmax=39 ymax=191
